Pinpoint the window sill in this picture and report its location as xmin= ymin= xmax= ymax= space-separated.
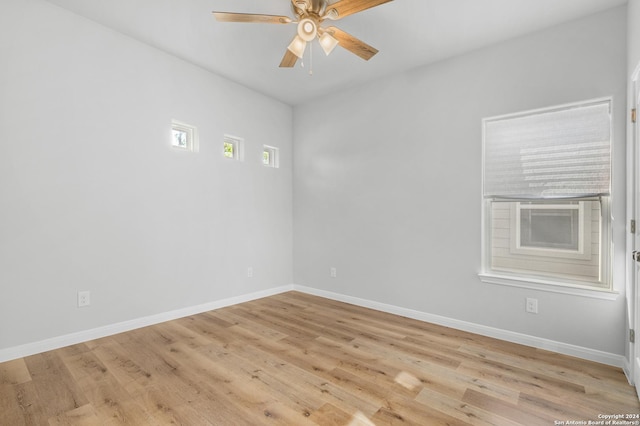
xmin=478 ymin=273 xmax=619 ymax=300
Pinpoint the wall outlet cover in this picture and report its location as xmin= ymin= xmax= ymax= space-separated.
xmin=78 ymin=291 xmax=91 ymax=307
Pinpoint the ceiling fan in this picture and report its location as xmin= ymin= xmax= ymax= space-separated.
xmin=212 ymin=0 xmax=393 ymax=68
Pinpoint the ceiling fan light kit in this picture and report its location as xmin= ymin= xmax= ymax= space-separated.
xmin=297 ymin=18 xmax=318 ymax=41
xmin=212 ymin=0 xmax=393 ymax=69
xmin=288 ymin=35 xmax=307 ymax=58
xmin=319 ymin=31 xmax=339 ymax=55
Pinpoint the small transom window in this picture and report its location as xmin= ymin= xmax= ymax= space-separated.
xmin=223 ymin=135 xmax=243 ymax=161
xmin=171 ymin=120 xmax=197 ymax=151
xmin=263 ymin=145 xmax=279 ymax=168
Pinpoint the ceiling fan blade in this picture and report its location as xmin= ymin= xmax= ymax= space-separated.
xmin=324 ymin=26 xmax=378 ymax=60
xmin=212 ymin=12 xmax=293 ymax=24
xmin=325 ymin=0 xmax=393 ymax=20
xmin=280 ymin=49 xmax=299 ymax=68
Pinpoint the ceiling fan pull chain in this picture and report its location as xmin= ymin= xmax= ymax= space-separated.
xmin=309 ymin=42 xmax=313 ymax=76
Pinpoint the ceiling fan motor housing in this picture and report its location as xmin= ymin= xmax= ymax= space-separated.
xmin=297 ymin=18 xmax=318 ymax=41
xmin=293 ymin=0 xmax=328 ymax=17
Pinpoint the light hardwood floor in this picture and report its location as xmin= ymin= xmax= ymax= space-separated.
xmin=1 ymin=291 xmax=638 ymax=425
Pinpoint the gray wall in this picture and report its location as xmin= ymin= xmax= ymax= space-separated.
xmin=293 ymin=7 xmax=628 ymax=355
xmin=0 ymin=0 xmax=293 ymax=350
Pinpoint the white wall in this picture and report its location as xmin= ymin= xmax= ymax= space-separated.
xmin=293 ymin=7 xmax=628 ymax=355
xmin=0 ymin=0 xmax=292 ymax=351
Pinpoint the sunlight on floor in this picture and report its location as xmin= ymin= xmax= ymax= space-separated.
xmin=348 ymin=411 xmax=377 ymax=426
xmin=395 ymin=370 xmax=422 ymax=390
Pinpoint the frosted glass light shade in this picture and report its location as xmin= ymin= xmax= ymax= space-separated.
xmin=287 ymin=35 xmax=307 ymax=58
xmin=319 ymin=32 xmax=339 ymax=55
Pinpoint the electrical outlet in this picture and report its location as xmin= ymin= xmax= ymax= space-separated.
xmin=78 ymin=291 xmax=90 ymax=307
xmin=330 ymin=267 xmax=337 ymax=278
xmin=525 ymin=297 xmax=538 ymax=314
xmin=247 ymin=267 xmax=253 ymax=278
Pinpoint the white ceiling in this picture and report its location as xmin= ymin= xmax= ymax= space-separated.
xmin=44 ymin=0 xmax=627 ymax=105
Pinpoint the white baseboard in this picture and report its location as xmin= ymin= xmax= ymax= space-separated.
xmin=0 ymin=283 xmax=626 ymax=369
xmin=623 ymin=357 xmax=634 ymax=385
xmin=292 ymin=284 xmax=626 ymax=368
xmin=0 ymin=285 xmax=294 ymax=363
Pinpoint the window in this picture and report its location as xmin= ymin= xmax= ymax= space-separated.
xmin=514 ymin=202 xmax=589 ymax=255
xmin=518 ymin=204 xmax=581 ymax=251
xmin=171 ymin=120 xmax=197 ymax=151
xmin=263 ymin=145 xmax=279 ymax=168
xmin=481 ymin=98 xmax=612 ymax=291
xmin=173 ymin=128 xmax=188 ymax=148
xmin=223 ymin=135 xmax=243 ymax=160
xmin=224 ymin=140 xmax=235 ymax=158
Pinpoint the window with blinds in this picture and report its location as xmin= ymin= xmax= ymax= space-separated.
xmin=481 ymin=98 xmax=612 ymax=291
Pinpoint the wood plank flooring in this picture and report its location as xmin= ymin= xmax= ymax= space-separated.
xmin=1 ymin=291 xmax=638 ymax=425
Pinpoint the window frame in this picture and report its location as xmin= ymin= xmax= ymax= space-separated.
xmin=510 ymin=201 xmax=592 ymax=260
xmin=263 ymin=145 xmax=279 ymax=168
xmin=479 ymin=98 xmax=615 ymax=298
xmin=223 ymin=135 xmax=244 ymax=161
xmin=480 ymin=197 xmax=614 ymax=298
xmin=171 ymin=120 xmax=197 ymax=152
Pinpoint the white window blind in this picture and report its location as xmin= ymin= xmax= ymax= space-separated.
xmin=483 ymin=99 xmax=611 ymax=199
